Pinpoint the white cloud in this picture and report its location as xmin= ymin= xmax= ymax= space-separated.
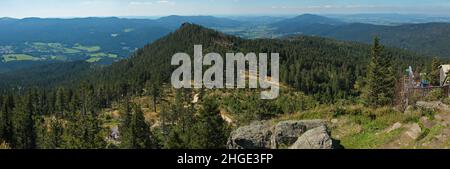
xmin=157 ymin=0 xmax=175 ymax=5
xmin=129 ymin=1 xmax=154 ymax=6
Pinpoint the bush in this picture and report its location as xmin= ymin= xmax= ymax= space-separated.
xmin=425 ymin=89 xmax=444 ymax=101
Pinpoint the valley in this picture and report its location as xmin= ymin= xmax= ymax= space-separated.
xmin=0 ymin=42 xmax=118 ymax=63
xmin=2 ymin=23 xmax=446 ymax=150
xmin=1 ymin=14 xmax=450 ymax=73
xmin=0 ymin=11 xmax=450 ymax=150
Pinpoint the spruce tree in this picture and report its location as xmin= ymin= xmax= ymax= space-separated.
xmin=119 ymin=100 xmax=132 ymax=148
xmin=61 ymin=111 xmax=105 ymax=149
xmin=430 ymin=57 xmax=441 ymax=86
xmin=191 ymin=97 xmax=229 ymax=149
xmin=120 ymin=103 xmax=154 ymax=149
xmin=46 ymin=118 xmax=64 ymax=149
xmin=147 ymin=80 xmax=161 ymax=113
xmin=0 ymin=95 xmax=14 ymax=143
xmin=12 ymin=94 xmax=37 ymax=149
xmin=364 ymin=37 xmax=395 ymax=106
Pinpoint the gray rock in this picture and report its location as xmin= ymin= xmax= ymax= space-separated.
xmin=289 ymin=126 xmax=334 ymax=149
xmin=227 ymin=121 xmax=273 ymax=149
xmin=405 ymin=123 xmax=422 ymax=140
xmin=270 ymin=120 xmax=326 ymax=149
xmin=416 ymin=101 xmax=450 ymax=112
xmin=385 ymin=122 xmax=402 ymax=133
xmin=227 ymin=120 xmax=339 ymax=149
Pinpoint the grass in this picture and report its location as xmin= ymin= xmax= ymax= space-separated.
xmin=62 ymin=48 xmax=81 ymax=54
xmin=2 ymin=54 xmax=41 ymax=62
xmin=340 ymin=128 xmax=403 ymax=149
xmin=13 ymin=42 xmax=116 ymax=62
xmin=416 ymin=125 xmax=445 ymax=148
xmin=89 ymin=53 xmax=118 ymax=58
xmin=274 ymin=103 xmax=426 ymax=149
xmin=86 ymin=57 xmax=102 ymax=63
xmin=30 ymin=42 xmax=81 ymax=54
xmin=73 ymin=44 xmax=101 ymax=52
xmin=107 ymin=54 xmax=118 ymax=58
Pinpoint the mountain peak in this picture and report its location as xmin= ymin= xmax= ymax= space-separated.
xmin=178 ymin=22 xmax=205 ymax=30
xmin=291 ymin=14 xmax=344 ymax=25
xmin=297 ymin=13 xmax=323 ymax=18
xmin=174 ymin=22 xmax=232 ymax=40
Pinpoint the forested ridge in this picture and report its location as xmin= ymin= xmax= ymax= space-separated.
xmin=0 ymin=23 xmax=434 ymax=149
xmin=271 ymin=14 xmax=450 ymax=57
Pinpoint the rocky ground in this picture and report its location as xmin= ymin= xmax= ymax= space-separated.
xmin=227 ymin=101 xmax=450 ymax=149
xmin=380 ymin=101 xmax=450 ymax=149
xmin=227 ymin=120 xmax=340 ymax=149
xmin=332 ymin=101 xmax=450 ymax=149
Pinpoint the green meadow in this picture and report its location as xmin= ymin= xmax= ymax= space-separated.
xmin=73 ymin=44 xmax=101 ymax=52
xmin=2 ymin=54 xmax=41 ymax=62
xmin=2 ymin=42 xmax=121 ymax=63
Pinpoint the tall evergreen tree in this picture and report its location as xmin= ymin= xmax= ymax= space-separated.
xmin=430 ymin=57 xmax=442 ymax=86
xmin=364 ymin=37 xmax=395 ymax=106
xmin=146 ymin=78 xmax=162 ymax=113
xmin=12 ymin=94 xmax=37 ymax=149
xmin=61 ymin=111 xmax=105 ymax=149
xmin=119 ymin=100 xmax=132 ymax=148
xmin=191 ymin=97 xmax=229 ymax=149
xmin=0 ymin=95 xmax=14 ymax=143
xmin=120 ymin=102 xmax=154 ymax=149
xmin=45 ymin=118 xmax=64 ymax=149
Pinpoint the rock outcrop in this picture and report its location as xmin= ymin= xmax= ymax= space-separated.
xmin=227 ymin=120 xmax=339 ymax=149
xmin=416 ymin=101 xmax=450 ymax=112
xmin=271 ymin=120 xmax=326 ymax=149
xmin=227 ymin=121 xmax=273 ymax=149
xmin=289 ymin=126 xmax=334 ymax=149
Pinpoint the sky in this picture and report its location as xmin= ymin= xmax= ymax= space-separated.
xmin=1 ymin=0 xmax=450 ymax=18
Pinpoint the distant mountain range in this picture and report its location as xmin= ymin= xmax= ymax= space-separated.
xmin=0 ymin=24 xmax=427 ymax=96
xmin=156 ymin=15 xmax=242 ymax=28
xmin=270 ymin=14 xmax=450 ymax=57
xmin=325 ymin=13 xmax=450 ymax=25
xmin=0 ymin=16 xmax=240 ymax=72
xmin=0 ymin=14 xmax=449 ymax=73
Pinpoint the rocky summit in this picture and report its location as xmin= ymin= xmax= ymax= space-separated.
xmin=227 ymin=120 xmax=340 ymax=149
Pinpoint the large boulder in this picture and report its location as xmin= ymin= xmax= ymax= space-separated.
xmin=228 ymin=119 xmax=339 ymax=149
xmin=270 ymin=120 xmax=326 ymax=149
xmin=289 ymin=126 xmax=334 ymax=149
xmin=227 ymin=121 xmax=273 ymax=149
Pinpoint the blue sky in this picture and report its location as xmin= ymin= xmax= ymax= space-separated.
xmin=1 ymin=0 xmax=450 ymax=18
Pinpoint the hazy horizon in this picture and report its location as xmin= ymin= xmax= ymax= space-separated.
xmin=2 ymin=13 xmax=450 ymax=20
xmin=1 ymin=0 xmax=450 ymax=18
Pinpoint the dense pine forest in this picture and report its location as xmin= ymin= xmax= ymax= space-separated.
xmin=0 ymin=24 xmax=440 ymax=149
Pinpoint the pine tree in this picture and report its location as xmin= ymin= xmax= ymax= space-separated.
xmin=191 ymin=97 xmax=229 ymax=149
xmin=119 ymin=100 xmax=132 ymax=148
xmin=0 ymin=95 xmax=14 ymax=143
xmin=430 ymin=57 xmax=441 ymax=86
xmin=164 ymin=126 xmax=186 ymax=149
xmin=147 ymin=80 xmax=161 ymax=113
xmin=61 ymin=111 xmax=105 ymax=149
xmin=364 ymin=37 xmax=395 ymax=106
xmin=12 ymin=94 xmax=37 ymax=149
xmin=82 ymin=111 xmax=106 ymax=149
xmin=54 ymin=87 xmax=66 ymax=117
xmin=163 ymin=91 xmax=193 ymax=149
xmin=378 ymin=45 xmax=396 ymax=105
xmin=45 ymin=118 xmax=64 ymax=149
xmin=120 ymin=102 xmax=154 ymax=149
